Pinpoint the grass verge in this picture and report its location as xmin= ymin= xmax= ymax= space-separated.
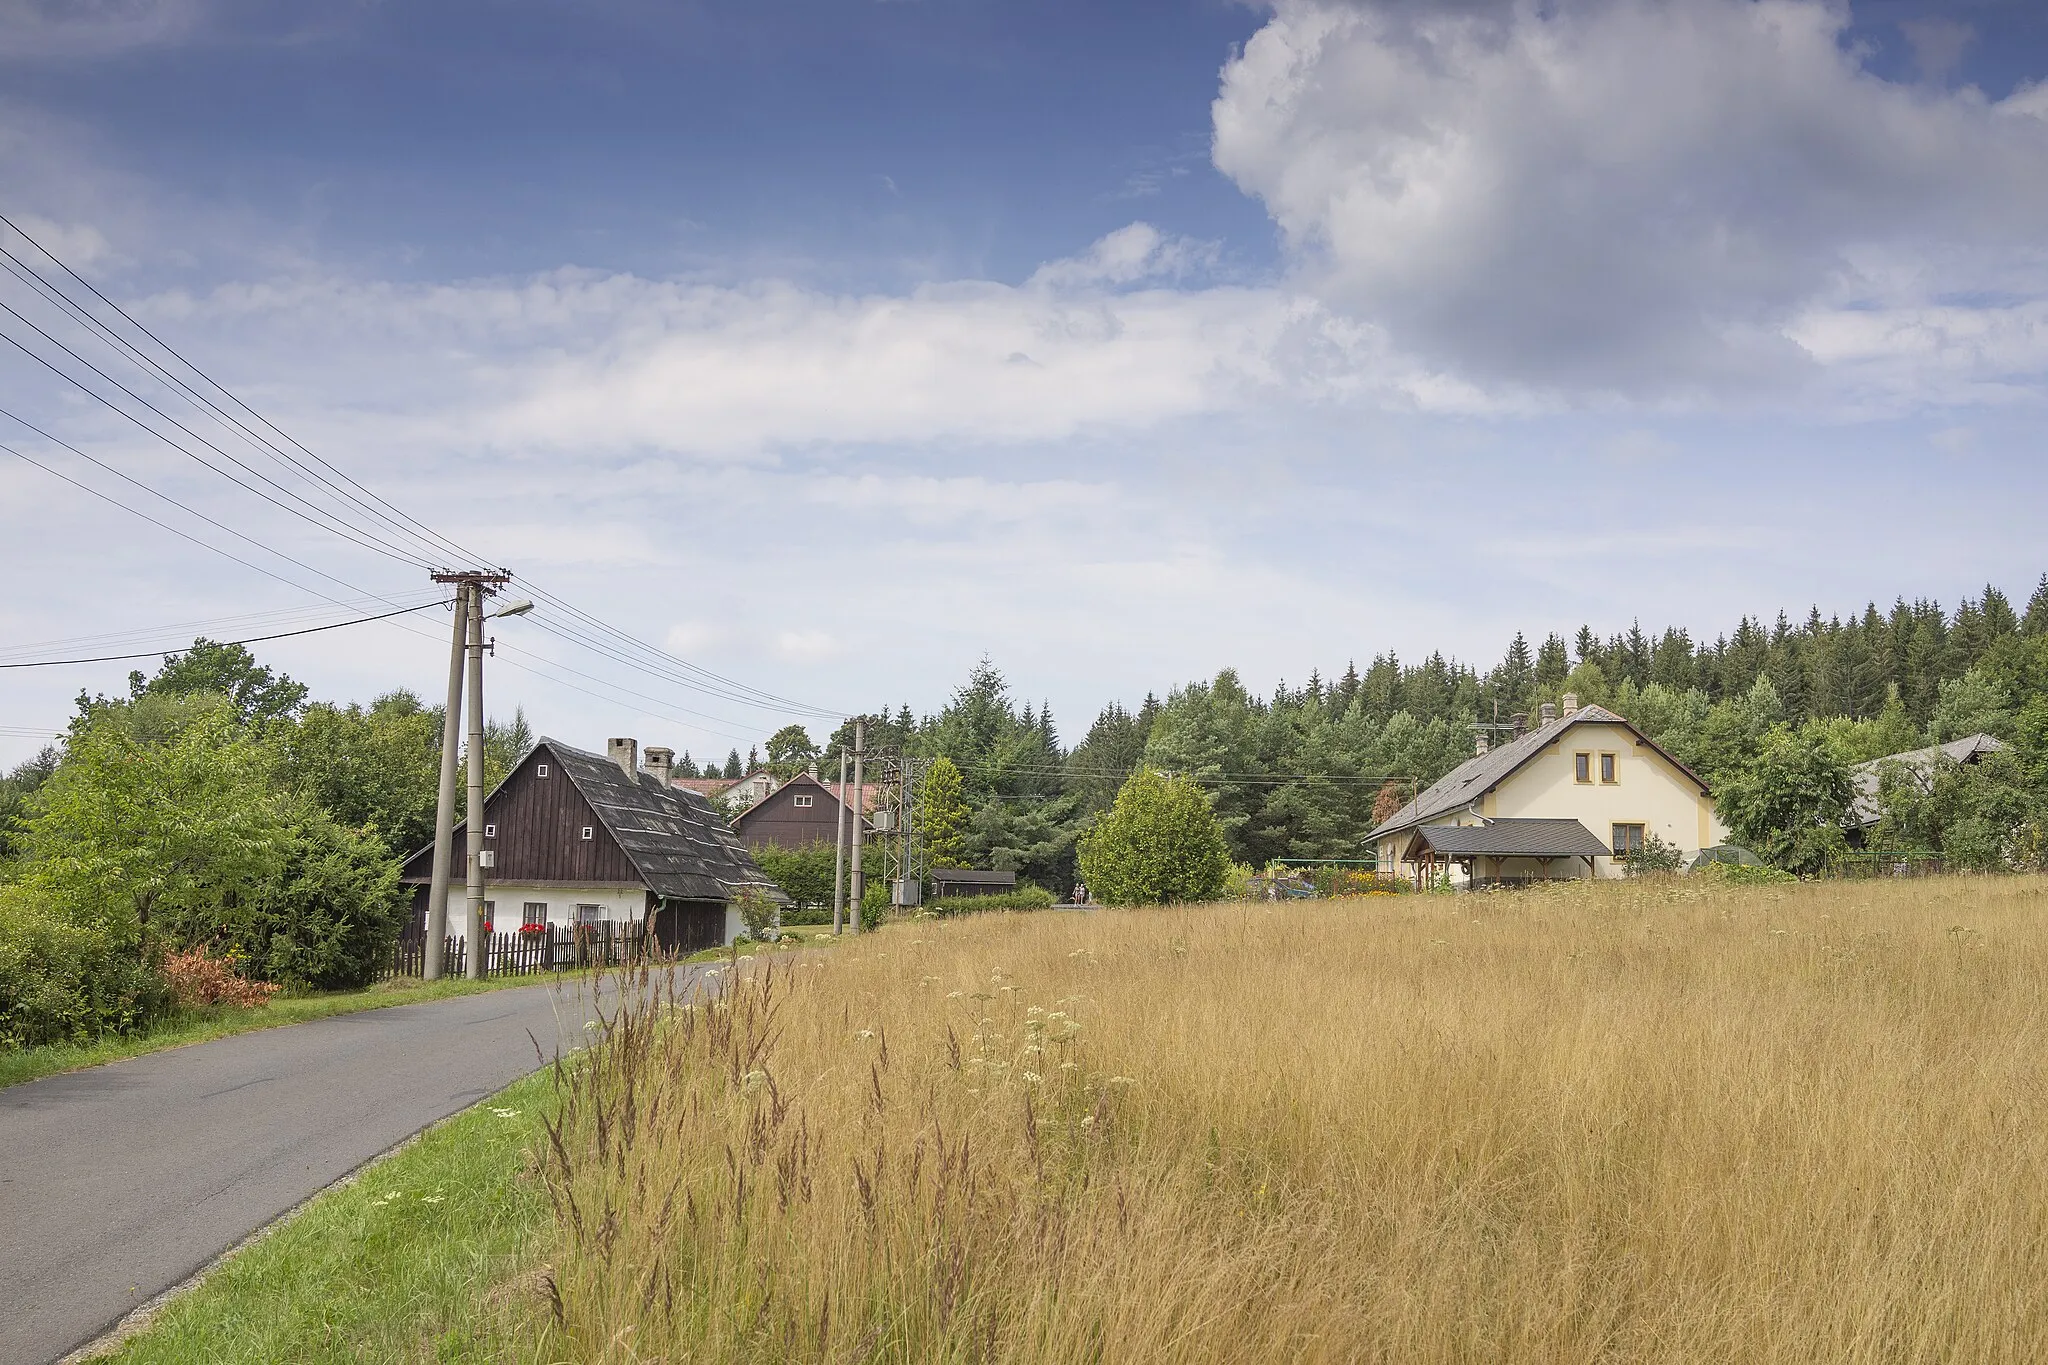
xmin=1 ymin=972 xmax=579 ymax=1092
xmin=94 ymin=1069 xmax=552 ymax=1364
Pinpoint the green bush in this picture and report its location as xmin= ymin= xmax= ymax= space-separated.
xmin=1077 ymin=769 xmax=1231 ymax=906
xmin=245 ymin=808 xmax=407 ymax=990
xmin=1693 ymin=860 xmax=1797 ymax=886
xmin=0 ymin=886 xmax=168 ymax=1048
xmin=927 ymin=884 xmax=1057 ymax=916
xmin=752 ymin=841 xmax=838 ymax=909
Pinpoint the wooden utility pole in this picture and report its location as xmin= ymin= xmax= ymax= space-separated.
xmin=425 ymin=570 xmax=511 ymax=980
xmin=423 ymin=588 xmax=469 ymax=980
xmin=848 ymin=718 xmax=865 ymax=935
xmin=831 ymin=746 xmax=849 ymax=935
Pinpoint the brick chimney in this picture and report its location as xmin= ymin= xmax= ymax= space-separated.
xmin=644 ymin=746 xmax=674 ymax=788
xmin=1539 ymin=702 xmax=1557 ymax=726
xmin=607 ymin=737 xmax=638 ymax=779
xmin=1475 ymin=732 xmax=1489 ymax=756
xmin=1510 ymin=712 xmax=1528 ymax=739
xmin=1561 ymin=692 xmax=1579 ymax=716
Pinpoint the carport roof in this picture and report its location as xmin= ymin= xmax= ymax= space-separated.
xmin=1405 ymin=819 xmax=1609 ymax=859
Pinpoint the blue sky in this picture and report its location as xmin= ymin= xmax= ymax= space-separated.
xmin=3 ymin=0 xmax=2048 ymax=767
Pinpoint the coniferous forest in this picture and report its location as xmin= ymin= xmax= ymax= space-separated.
xmin=802 ymin=575 xmax=2048 ymax=887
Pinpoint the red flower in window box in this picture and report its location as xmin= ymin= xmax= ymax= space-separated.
xmin=520 ymin=921 xmax=547 ymax=935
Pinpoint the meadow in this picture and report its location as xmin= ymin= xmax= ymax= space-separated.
xmin=532 ymin=876 xmax=2048 ymax=1364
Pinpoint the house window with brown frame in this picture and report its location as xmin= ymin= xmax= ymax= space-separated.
xmin=1600 ymin=753 xmax=1617 ymax=784
xmin=1612 ymin=823 xmax=1645 ymax=858
xmin=1574 ymin=752 xmax=1592 ymax=784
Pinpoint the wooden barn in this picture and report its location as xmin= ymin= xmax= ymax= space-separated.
xmin=399 ymin=736 xmax=785 ymax=955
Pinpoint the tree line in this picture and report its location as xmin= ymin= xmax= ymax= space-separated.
xmin=769 ymin=576 xmax=2048 ymax=889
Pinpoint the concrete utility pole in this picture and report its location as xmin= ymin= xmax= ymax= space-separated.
xmin=463 ymin=580 xmax=488 ymax=980
xmin=831 ymin=746 xmax=849 ymax=935
xmin=425 ymin=570 xmax=513 ymax=981
xmin=848 ymin=718 xmax=865 ymax=935
xmin=423 ymin=587 xmax=469 ymax=981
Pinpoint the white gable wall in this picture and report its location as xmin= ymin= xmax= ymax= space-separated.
xmin=1489 ymin=722 xmax=1726 ymax=876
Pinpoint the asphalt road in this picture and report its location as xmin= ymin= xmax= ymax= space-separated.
xmin=0 ymin=971 xmax=692 ymax=1365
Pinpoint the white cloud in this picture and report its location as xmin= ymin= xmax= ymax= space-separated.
xmin=0 ymin=0 xmax=201 ymax=60
xmin=773 ymin=629 xmax=837 ymax=663
xmin=1212 ymin=0 xmax=2048 ymax=398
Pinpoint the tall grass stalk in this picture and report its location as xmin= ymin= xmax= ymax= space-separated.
xmin=535 ymin=876 xmax=2048 ymax=1363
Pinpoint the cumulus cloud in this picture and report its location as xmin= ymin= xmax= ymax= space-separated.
xmin=122 ymin=228 xmax=1331 ymax=459
xmin=1212 ymin=0 xmax=2048 ymax=397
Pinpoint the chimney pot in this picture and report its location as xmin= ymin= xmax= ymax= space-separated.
xmin=608 ymin=737 xmax=639 ymax=779
xmin=644 ymin=746 xmax=674 ymax=787
xmin=1539 ymin=702 xmax=1557 ymax=725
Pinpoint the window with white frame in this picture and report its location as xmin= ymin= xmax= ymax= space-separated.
xmin=536 ymin=763 xmax=550 ymax=778
xmin=793 ymin=793 xmax=814 ymax=808
xmin=581 ymin=826 xmax=594 ymax=840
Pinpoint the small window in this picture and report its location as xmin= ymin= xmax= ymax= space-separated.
xmin=480 ymin=900 xmax=495 ymax=935
xmin=1612 ymin=823 xmax=1646 ymax=858
xmin=522 ymin=901 xmax=548 ymax=930
xmin=483 ymin=823 xmax=496 ymax=838
xmin=1599 ymin=753 xmax=1616 ymax=785
xmin=793 ymin=793 xmax=814 ymax=808
xmin=581 ymin=826 xmax=594 ymax=841
xmin=536 ymin=763 xmax=550 ymax=778
xmin=1574 ymin=752 xmax=1592 ymax=784
xmin=576 ymin=903 xmax=601 ymax=926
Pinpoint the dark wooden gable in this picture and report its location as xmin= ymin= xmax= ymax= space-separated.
xmin=731 ymin=773 xmax=844 ymax=851
xmin=400 ymin=743 xmax=644 ymax=887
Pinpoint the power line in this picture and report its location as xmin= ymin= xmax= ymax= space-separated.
xmin=0 ymin=212 xmax=849 ymax=723
xmin=0 ymin=594 xmax=442 ymax=664
xmin=0 ymin=300 xmax=435 ymax=568
xmin=0 ymin=600 xmax=449 ymax=669
xmin=0 ymin=244 xmax=460 ymax=569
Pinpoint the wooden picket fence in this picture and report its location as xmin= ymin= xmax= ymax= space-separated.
xmin=384 ymin=921 xmax=649 ymax=981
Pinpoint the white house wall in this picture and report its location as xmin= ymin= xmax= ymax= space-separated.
xmin=1490 ymin=721 xmax=1728 ymax=876
xmin=430 ymin=883 xmax=649 ymax=941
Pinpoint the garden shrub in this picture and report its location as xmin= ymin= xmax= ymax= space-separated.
xmin=160 ymin=947 xmax=282 ymax=1010
xmin=927 ymin=884 xmax=1057 ymax=916
xmin=0 ymin=886 xmax=169 ymax=1048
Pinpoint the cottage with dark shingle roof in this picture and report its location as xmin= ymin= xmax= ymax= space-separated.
xmin=400 ymin=736 xmax=785 ymax=954
xmin=1367 ymin=696 xmax=1728 ymax=887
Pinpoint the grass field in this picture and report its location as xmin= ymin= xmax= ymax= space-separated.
xmin=529 ymin=875 xmax=2048 ymax=1364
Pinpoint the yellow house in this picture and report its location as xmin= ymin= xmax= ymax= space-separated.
xmin=1368 ymin=697 xmax=1727 ymax=886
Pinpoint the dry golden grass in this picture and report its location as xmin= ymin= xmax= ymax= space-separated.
xmin=531 ymin=876 xmax=2048 ymax=1364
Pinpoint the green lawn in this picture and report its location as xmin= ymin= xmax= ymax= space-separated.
xmin=0 ymin=971 xmax=574 ymax=1092
xmin=100 ymin=1070 xmax=553 ymax=1364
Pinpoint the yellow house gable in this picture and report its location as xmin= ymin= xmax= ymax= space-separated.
xmin=1489 ymin=722 xmax=1725 ymax=867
